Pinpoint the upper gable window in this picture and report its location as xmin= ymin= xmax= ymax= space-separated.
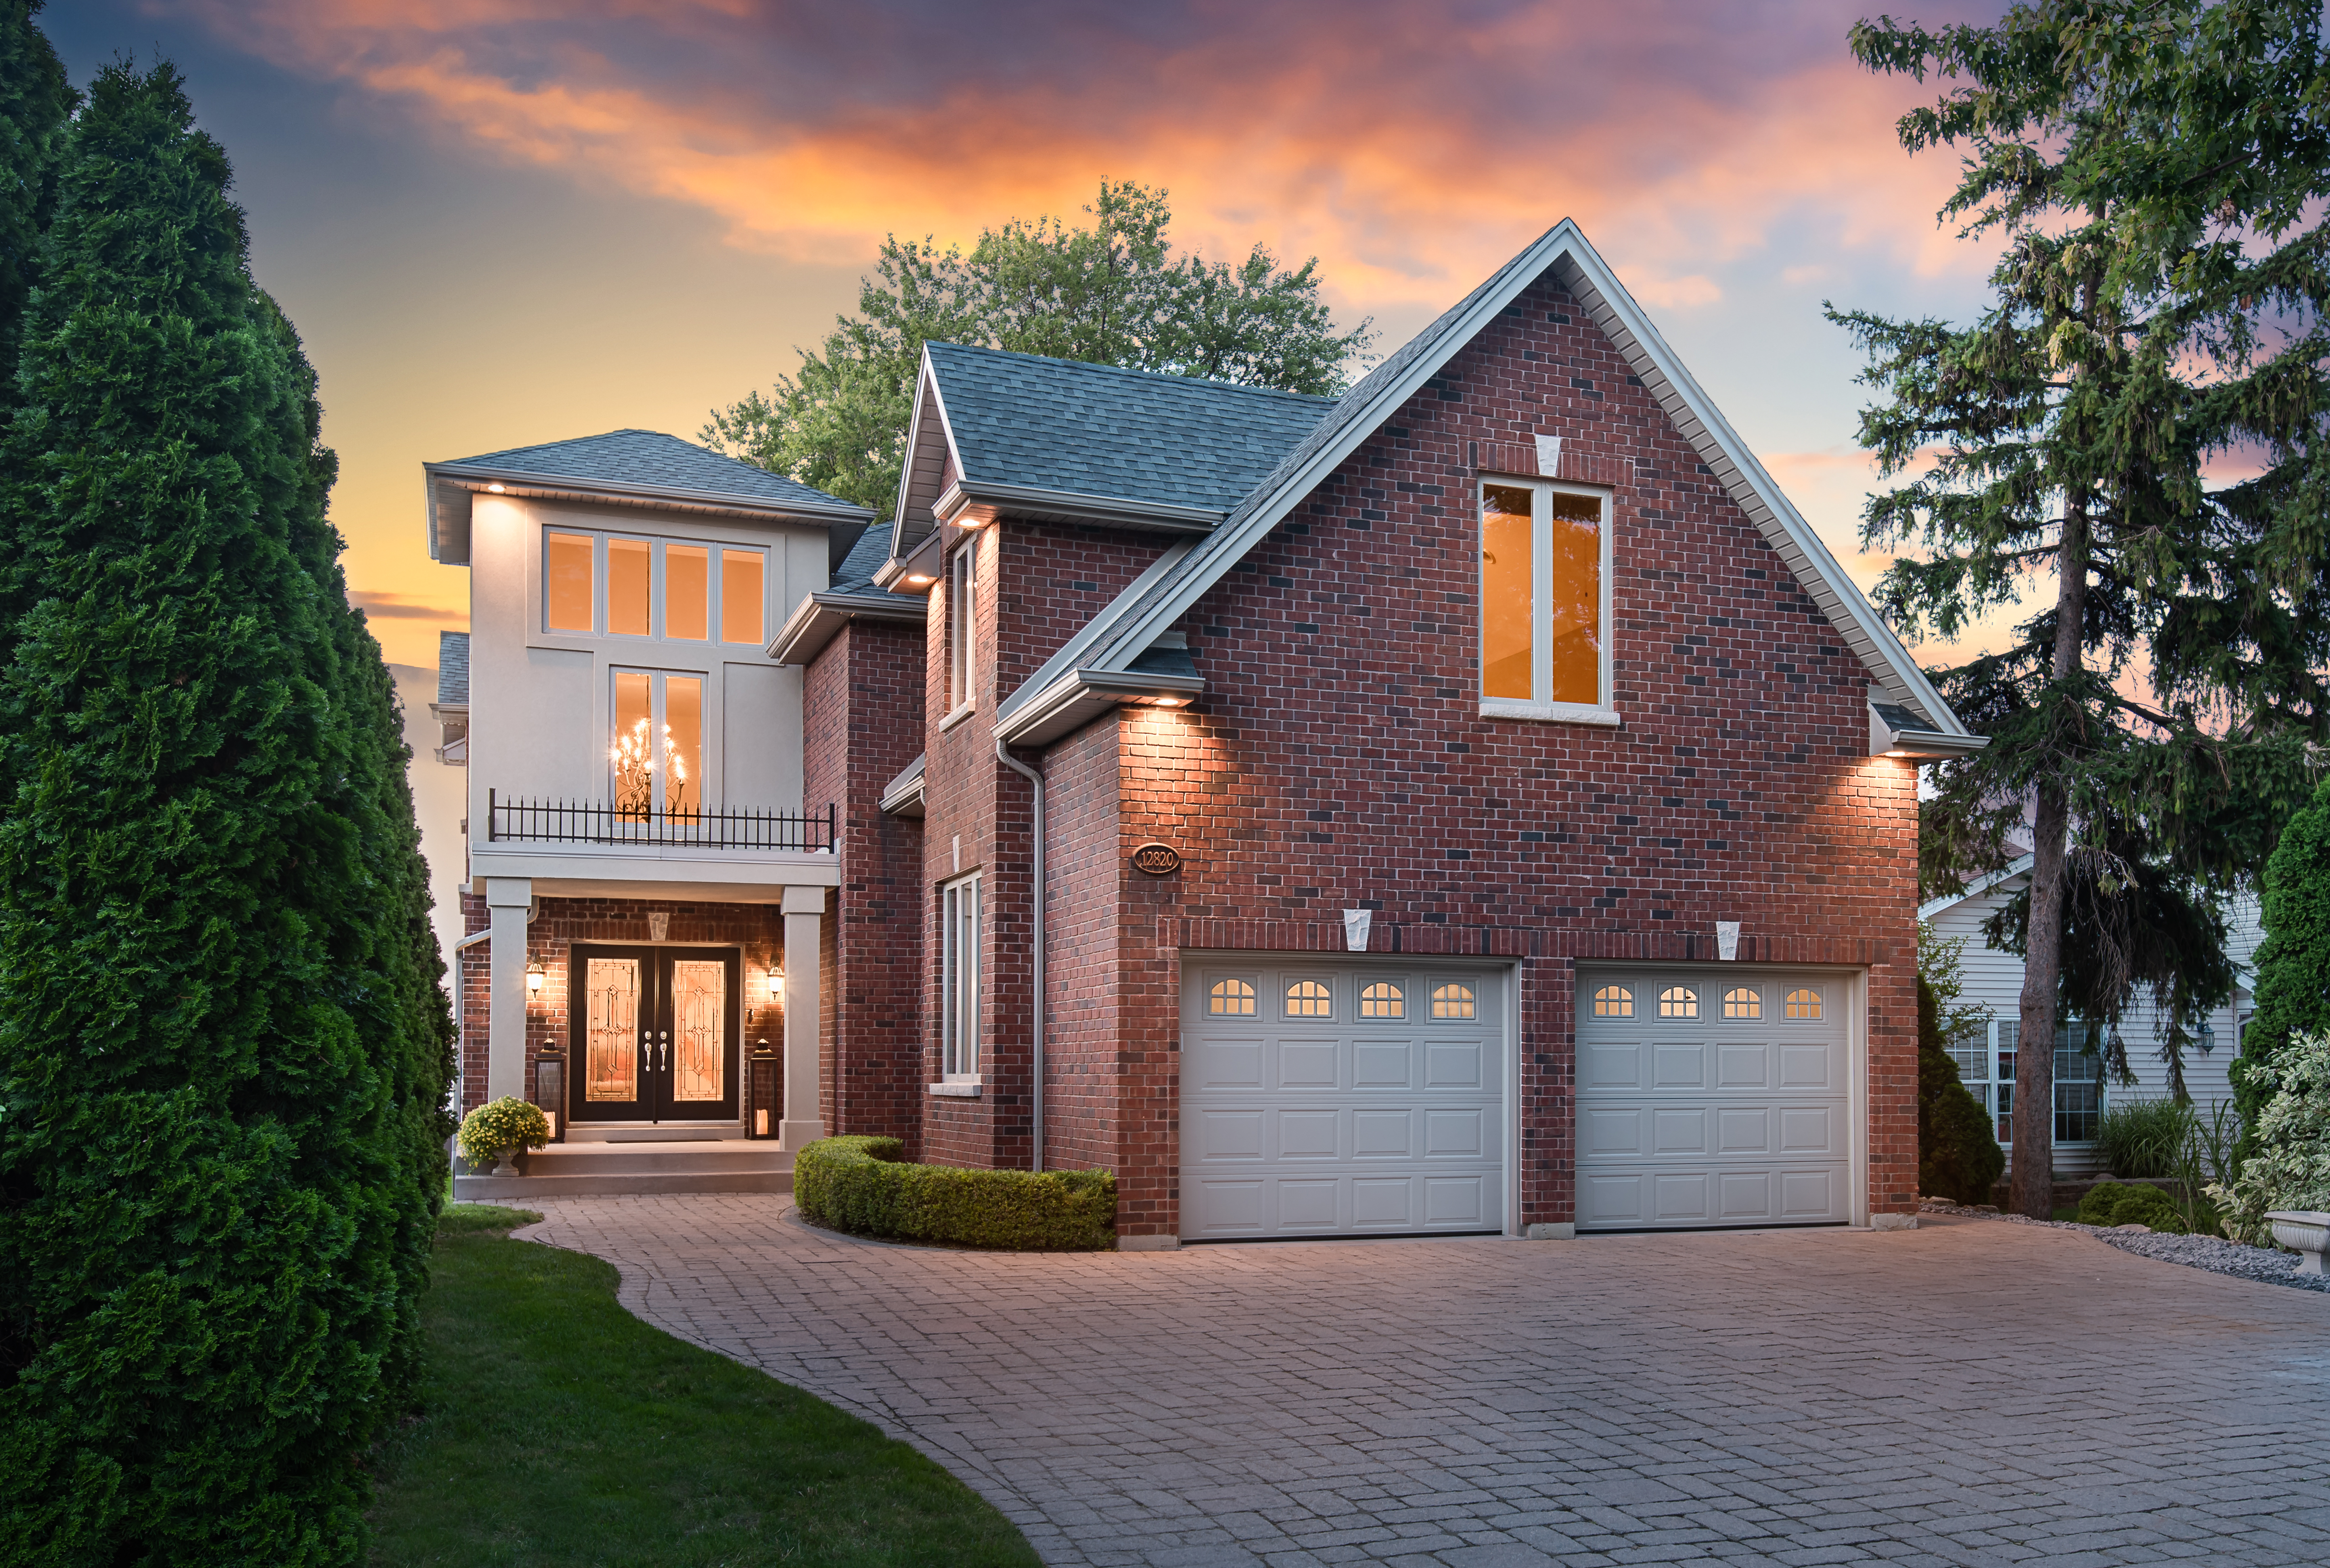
xmin=541 ymin=527 xmax=767 ymax=645
xmin=1478 ymin=478 xmax=1613 ymax=725
xmin=946 ymin=536 xmax=978 ymax=716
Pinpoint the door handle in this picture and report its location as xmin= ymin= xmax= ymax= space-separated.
xmin=659 ymin=1030 xmax=670 ymax=1070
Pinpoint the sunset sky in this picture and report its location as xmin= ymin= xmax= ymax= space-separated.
xmin=45 ymin=0 xmax=2013 ymax=672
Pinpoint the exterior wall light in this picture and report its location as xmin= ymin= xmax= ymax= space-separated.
xmin=487 ymin=482 xmax=506 ymax=493
xmin=1154 ymin=696 xmax=1186 ymax=707
xmin=905 ymin=573 xmax=934 ymax=587
xmin=525 ymin=960 xmax=545 ymax=997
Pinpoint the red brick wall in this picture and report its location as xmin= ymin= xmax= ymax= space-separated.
xmin=1067 ymin=269 xmax=1919 ymax=1233
xmin=1039 ymin=713 xmax=1123 ymax=1174
xmin=459 ymin=889 xmax=489 ymax=1114
xmin=804 ymin=617 xmax=928 ymax=1153
xmin=917 ymin=522 xmax=1167 ymax=1170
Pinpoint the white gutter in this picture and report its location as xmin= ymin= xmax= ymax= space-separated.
xmin=994 ymin=734 xmax=1045 ymax=1173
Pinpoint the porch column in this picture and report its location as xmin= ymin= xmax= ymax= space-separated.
xmin=485 ymin=877 xmax=532 ymax=1103
xmin=779 ymin=885 xmax=827 ymax=1150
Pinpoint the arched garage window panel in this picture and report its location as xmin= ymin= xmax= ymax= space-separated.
xmin=1285 ymin=980 xmax=1333 ymax=1018
xmin=1360 ymin=981 xmax=1405 ymax=1018
xmin=1722 ymin=986 xmax=1761 ymax=1019
xmin=1785 ymin=987 xmax=1824 ymax=1020
xmin=1659 ymin=986 xmax=1698 ymax=1019
xmin=1592 ymin=984 xmax=1633 ymax=1018
xmin=1430 ymin=982 xmax=1477 ymax=1020
xmin=1207 ymin=978 xmax=1256 ymax=1016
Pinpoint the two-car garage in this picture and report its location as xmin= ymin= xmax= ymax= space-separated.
xmin=1177 ymin=957 xmax=1855 ymax=1242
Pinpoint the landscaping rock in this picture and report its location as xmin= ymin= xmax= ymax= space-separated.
xmin=1919 ymin=1200 xmax=2330 ymax=1293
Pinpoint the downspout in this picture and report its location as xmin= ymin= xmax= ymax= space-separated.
xmin=995 ymin=734 xmax=1044 ymax=1172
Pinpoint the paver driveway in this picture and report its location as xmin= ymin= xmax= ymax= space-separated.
xmin=519 ymin=1200 xmax=2330 ymax=1567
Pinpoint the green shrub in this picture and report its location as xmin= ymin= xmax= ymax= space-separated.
xmin=2077 ymin=1181 xmax=2189 ymax=1232
xmin=458 ymin=1098 xmax=552 ymax=1168
xmin=2094 ymin=1096 xmax=2194 ymax=1180
xmin=795 ymin=1137 xmax=1117 ymax=1250
xmin=2210 ymin=1028 xmax=2330 ymax=1245
xmin=1918 ymin=976 xmax=2006 ymax=1204
xmin=2236 ymin=774 xmax=2330 ymax=1149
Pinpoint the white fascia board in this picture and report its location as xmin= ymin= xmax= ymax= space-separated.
xmin=1917 ymin=853 xmax=2035 ymax=921
xmin=1018 ymin=218 xmax=1970 ymax=738
xmin=885 ymin=352 xmax=963 ymax=566
xmin=424 ymin=460 xmax=870 ymax=527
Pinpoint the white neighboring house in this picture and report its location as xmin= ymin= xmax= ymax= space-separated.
xmin=1920 ymin=856 xmax=2262 ymax=1175
xmin=424 ymin=429 xmax=873 ymax=1156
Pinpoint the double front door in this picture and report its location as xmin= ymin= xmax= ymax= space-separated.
xmin=569 ymin=945 xmax=742 ymax=1124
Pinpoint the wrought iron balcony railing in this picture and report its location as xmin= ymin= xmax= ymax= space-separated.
xmin=487 ymin=790 xmax=836 ymax=851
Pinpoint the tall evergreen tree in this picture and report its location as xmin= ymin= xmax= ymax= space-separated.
xmin=1832 ymin=1 xmax=2329 ymax=1216
xmin=0 ymin=1 xmax=73 ymax=393
xmin=0 ymin=60 xmax=450 ymax=1565
xmin=703 ymin=180 xmax=1374 ymax=511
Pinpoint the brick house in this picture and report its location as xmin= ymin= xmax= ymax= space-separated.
xmin=432 ymin=221 xmax=1978 ymax=1229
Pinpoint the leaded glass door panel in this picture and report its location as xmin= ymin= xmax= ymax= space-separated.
xmin=566 ymin=944 xmax=740 ymax=1124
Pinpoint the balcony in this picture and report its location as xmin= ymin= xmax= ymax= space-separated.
xmin=487 ymin=791 xmax=836 ymax=852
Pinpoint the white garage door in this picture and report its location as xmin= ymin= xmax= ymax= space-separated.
xmin=1181 ymin=960 xmax=1504 ymax=1241
xmin=1575 ymin=968 xmax=1851 ymax=1230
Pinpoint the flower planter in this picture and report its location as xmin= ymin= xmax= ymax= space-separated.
xmin=2267 ymin=1210 xmax=2330 ymax=1275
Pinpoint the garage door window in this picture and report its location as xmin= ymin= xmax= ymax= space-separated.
xmin=1723 ymin=986 xmax=1761 ymax=1019
xmin=1786 ymin=987 xmax=1823 ymax=1019
xmin=1430 ymin=981 xmax=1477 ymax=1019
xmin=1207 ymin=977 xmax=1257 ymax=1016
xmin=1592 ymin=984 xmax=1633 ymax=1017
xmin=1658 ymin=985 xmax=1699 ymax=1018
xmin=1285 ymin=979 xmax=1332 ymax=1018
xmin=1360 ymin=981 xmax=1405 ymax=1018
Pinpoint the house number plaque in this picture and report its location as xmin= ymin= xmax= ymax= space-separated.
xmin=1130 ymin=842 xmax=1182 ymax=876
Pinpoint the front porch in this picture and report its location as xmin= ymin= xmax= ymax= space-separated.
xmin=456 ymin=863 xmax=838 ymax=1193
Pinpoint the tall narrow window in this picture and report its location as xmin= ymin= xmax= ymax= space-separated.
xmin=942 ymin=875 xmax=981 ymax=1077
xmin=611 ymin=670 xmax=703 ymax=818
xmin=608 ymin=538 xmax=651 ymax=636
xmin=947 ymin=538 xmax=977 ymax=713
xmin=547 ymin=532 xmax=595 ymax=631
xmin=666 ymin=544 xmax=709 ymax=640
xmin=1478 ymin=478 xmax=1609 ymax=720
xmin=722 ymin=550 xmax=765 ymax=644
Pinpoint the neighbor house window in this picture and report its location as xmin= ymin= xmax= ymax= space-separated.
xmin=947 ymin=537 xmax=978 ymax=714
xmin=941 ymin=875 xmax=981 ymax=1077
xmin=611 ymin=670 xmax=703 ymax=817
xmin=1479 ymin=478 xmax=1611 ymax=722
xmin=1949 ymin=1018 xmax=2109 ymax=1147
xmin=542 ymin=528 xmax=765 ymax=643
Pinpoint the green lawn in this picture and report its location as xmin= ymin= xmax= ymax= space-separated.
xmin=369 ymin=1205 xmax=1039 ymax=1567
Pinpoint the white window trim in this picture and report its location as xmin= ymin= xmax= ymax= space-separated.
xmin=944 ymin=536 xmax=978 ymax=723
xmin=1476 ymin=476 xmax=1616 ymax=725
xmin=940 ymin=872 xmax=981 ymax=1082
xmin=609 ymin=665 xmax=712 ymax=813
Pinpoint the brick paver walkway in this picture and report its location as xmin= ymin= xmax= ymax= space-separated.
xmin=517 ymin=1201 xmax=2330 ymax=1566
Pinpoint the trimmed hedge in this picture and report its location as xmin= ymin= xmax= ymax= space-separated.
xmin=2077 ymin=1180 xmax=2189 ymax=1233
xmin=1918 ymin=977 xmax=2005 ymax=1205
xmin=795 ymin=1137 xmax=1116 ymax=1250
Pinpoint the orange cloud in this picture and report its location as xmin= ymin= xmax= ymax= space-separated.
xmin=181 ymin=0 xmax=1989 ymax=319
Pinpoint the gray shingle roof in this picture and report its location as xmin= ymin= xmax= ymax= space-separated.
xmin=434 ymin=429 xmax=863 ymax=516
xmin=927 ymin=343 xmax=1332 ymax=515
xmin=437 ymin=631 xmax=469 ymax=706
xmin=830 ymin=524 xmax=899 ymax=595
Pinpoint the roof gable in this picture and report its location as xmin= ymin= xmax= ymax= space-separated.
xmin=888 ymin=343 xmax=1332 ymax=559
xmin=999 ymin=220 xmax=1972 ymax=740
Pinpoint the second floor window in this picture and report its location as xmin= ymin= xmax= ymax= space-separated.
xmin=612 ymin=670 xmax=702 ymax=816
xmin=947 ymin=536 xmax=977 ymax=714
xmin=1479 ymin=478 xmax=1609 ymax=720
xmin=546 ymin=528 xmax=767 ymax=645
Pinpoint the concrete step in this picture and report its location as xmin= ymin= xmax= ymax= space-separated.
xmin=454 ymin=1139 xmax=793 ymax=1199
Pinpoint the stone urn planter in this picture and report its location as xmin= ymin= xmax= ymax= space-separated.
xmin=491 ymin=1147 xmax=521 ymax=1178
xmin=2267 ymin=1210 xmax=2330 ymax=1275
